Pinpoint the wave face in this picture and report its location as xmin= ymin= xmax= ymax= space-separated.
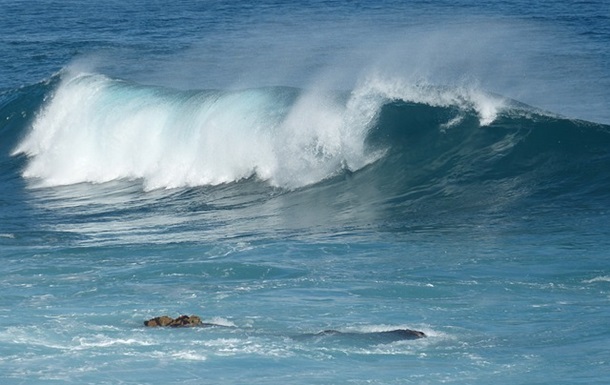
xmin=366 ymin=98 xmax=610 ymax=204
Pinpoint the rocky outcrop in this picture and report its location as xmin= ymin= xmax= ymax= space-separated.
xmin=144 ymin=315 xmax=202 ymax=327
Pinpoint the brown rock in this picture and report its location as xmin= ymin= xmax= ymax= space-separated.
xmin=144 ymin=315 xmax=202 ymax=327
xmin=169 ymin=315 xmax=202 ymax=327
xmin=144 ymin=315 xmax=174 ymax=327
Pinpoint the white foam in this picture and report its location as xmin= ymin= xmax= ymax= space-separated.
xmin=205 ymin=317 xmax=236 ymax=328
xmin=202 ymin=337 xmax=293 ymax=357
xmin=168 ymin=350 xmax=208 ymax=361
xmin=13 ymin=71 xmax=382 ymax=190
xmin=583 ymin=276 xmax=610 ymax=283
xmin=73 ymin=335 xmax=156 ymax=349
xmin=0 ymin=326 xmax=69 ymax=351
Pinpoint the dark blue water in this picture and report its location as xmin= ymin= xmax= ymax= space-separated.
xmin=1 ymin=1 xmax=610 ymax=384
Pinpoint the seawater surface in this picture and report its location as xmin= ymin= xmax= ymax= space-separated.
xmin=1 ymin=1 xmax=609 ymax=384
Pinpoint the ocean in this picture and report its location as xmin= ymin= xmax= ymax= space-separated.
xmin=1 ymin=1 xmax=609 ymax=384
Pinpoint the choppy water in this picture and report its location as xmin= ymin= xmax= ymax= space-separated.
xmin=1 ymin=1 xmax=609 ymax=384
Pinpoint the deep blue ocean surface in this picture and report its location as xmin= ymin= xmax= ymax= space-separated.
xmin=1 ymin=1 xmax=610 ymax=384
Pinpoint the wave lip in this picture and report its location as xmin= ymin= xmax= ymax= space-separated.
xmin=352 ymin=73 xmax=507 ymax=126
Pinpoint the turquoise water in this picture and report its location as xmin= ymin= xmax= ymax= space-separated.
xmin=1 ymin=1 xmax=610 ymax=384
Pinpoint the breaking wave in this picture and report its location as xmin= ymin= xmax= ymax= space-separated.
xmin=12 ymin=70 xmax=507 ymax=190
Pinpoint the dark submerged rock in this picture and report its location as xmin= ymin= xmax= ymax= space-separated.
xmin=313 ymin=328 xmax=426 ymax=340
xmin=378 ymin=329 xmax=427 ymax=339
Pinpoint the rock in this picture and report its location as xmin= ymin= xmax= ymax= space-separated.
xmin=144 ymin=315 xmax=202 ymax=327
xmin=380 ymin=329 xmax=427 ymax=339
xmin=143 ymin=315 xmax=173 ymax=327
xmin=169 ymin=315 xmax=202 ymax=327
xmin=312 ymin=328 xmax=426 ymax=340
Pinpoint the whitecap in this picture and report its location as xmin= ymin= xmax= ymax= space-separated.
xmin=583 ymin=276 xmax=610 ymax=283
